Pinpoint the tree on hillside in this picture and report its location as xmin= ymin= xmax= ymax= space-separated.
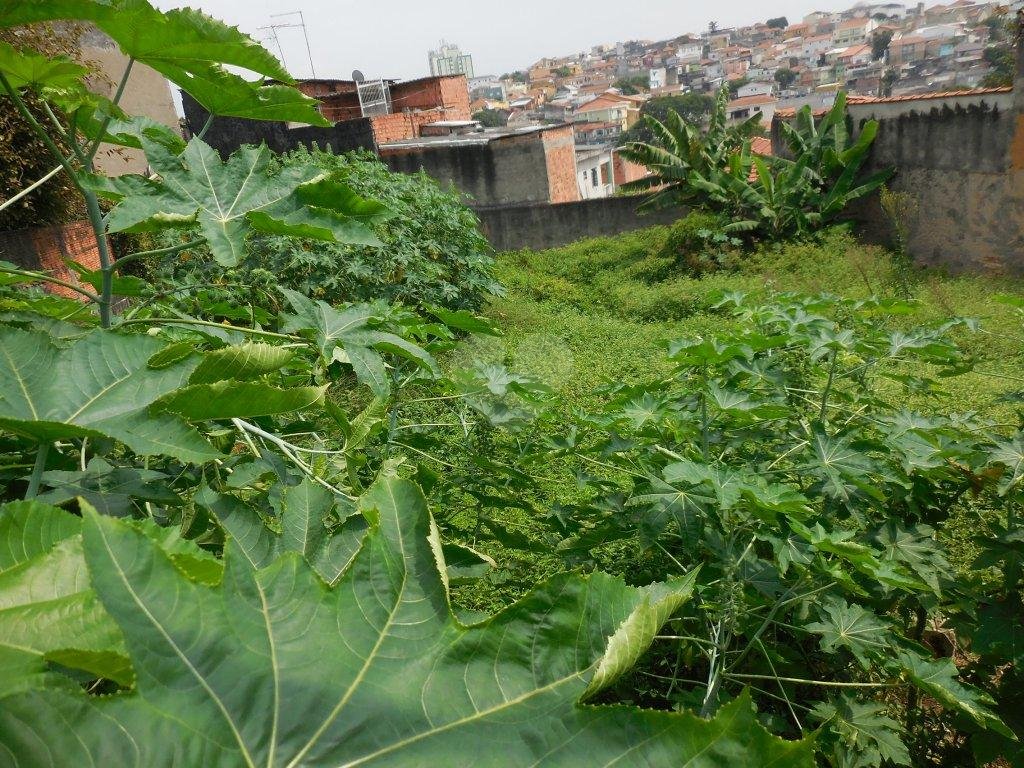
xmin=502 ymin=70 xmax=528 ymax=83
xmin=554 ymin=65 xmax=573 ymax=78
xmin=727 ymin=77 xmax=750 ymax=97
xmin=472 ymin=108 xmax=508 ymax=127
xmin=871 ymin=29 xmax=894 ymax=60
xmin=617 ymin=92 xmax=715 ymax=145
xmin=981 ymin=43 xmax=1016 ymax=87
xmin=614 ymin=75 xmax=649 ymax=95
xmin=775 ymin=68 xmax=797 ymax=89
xmin=709 ymin=20 xmax=719 ymax=33
xmin=766 ymin=17 xmax=788 ymax=29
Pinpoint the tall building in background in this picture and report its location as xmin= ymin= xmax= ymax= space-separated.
xmin=428 ymin=41 xmax=474 ymax=79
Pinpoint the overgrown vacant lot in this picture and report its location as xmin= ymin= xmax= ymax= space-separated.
xmin=443 ymin=224 xmax=1024 ymax=600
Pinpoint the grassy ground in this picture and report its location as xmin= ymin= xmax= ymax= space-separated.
xmin=446 ymin=223 xmax=1024 ymax=612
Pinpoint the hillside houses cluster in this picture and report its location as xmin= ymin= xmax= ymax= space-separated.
xmin=456 ymin=0 xmax=1016 ymax=199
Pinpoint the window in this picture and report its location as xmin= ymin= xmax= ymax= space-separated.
xmin=591 ymin=168 xmax=598 ymax=187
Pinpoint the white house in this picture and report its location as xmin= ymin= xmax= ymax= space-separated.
xmin=676 ymin=42 xmax=704 ymax=63
xmin=649 ymin=67 xmax=667 ymax=89
xmin=736 ymin=81 xmax=776 ymax=98
xmin=576 ymin=146 xmax=615 ymax=199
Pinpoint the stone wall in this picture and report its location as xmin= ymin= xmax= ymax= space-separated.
xmin=474 ymin=196 xmax=682 ymax=252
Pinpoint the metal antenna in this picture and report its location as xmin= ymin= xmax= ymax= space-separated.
xmin=257 ymin=24 xmax=288 ymax=70
xmin=269 ymin=10 xmax=317 ymax=79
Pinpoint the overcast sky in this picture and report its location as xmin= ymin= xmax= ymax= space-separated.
xmin=155 ymin=0 xmax=857 ymax=81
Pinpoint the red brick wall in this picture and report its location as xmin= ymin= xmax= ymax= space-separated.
xmin=612 ymin=150 xmax=650 ymax=187
xmin=370 ymin=108 xmax=454 ymax=144
xmin=0 ymin=220 xmax=104 ymax=300
xmin=542 ymin=125 xmax=581 ymax=204
xmin=390 ymin=75 xmax=470 ymax=119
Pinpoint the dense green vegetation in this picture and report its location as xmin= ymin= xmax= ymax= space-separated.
xmin=0 ymin=1 xmax=1022 ymax=766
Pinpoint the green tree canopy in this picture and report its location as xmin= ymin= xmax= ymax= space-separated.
xmin=618 ymin=92 xmax=715 ymax=145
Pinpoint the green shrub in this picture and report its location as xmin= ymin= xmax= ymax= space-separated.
xmin=660 ymin=211 xmax=742 ymax=276
xmin=152 ymin=147 xmax=501 ymax=312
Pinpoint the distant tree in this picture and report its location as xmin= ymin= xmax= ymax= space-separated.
xmin=981 ymin=43 xmax=1016 ymax=87
xmin=727 ymin=77 xmax=750 ymax=97
xmin=766 ymin=17 xmax=788 ymax=29
xmin=554 ymin=66 xmax=573 ymax=78
xmin=614 ymin=75 xmax=649 ymax=95
xmin=617 ymin=92 xmax=715 ymax=145
xmin=472 ymin=109 xmax=507 ymax=128
xmin=501 ymin=70 xmax=528 ymax=83
xmin=880 ymin=67 xmax=898 ymax=96
xmin=709 ymin=20 xmax=719 ymax=33
xmin=774 ymin=68 xmax=797 ymax=88
xmin=871 ymin=29 xmax=894 ymax=60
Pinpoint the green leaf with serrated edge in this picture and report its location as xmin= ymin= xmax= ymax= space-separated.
xmin=811 ymin=695 xmax=910 ymax=767
xmin=196 ymin=478 xmax=362 ymax=587
xmin=426 ymin=305 xmax=501 ymax=337
xmin=991 ymin=434 xmax=1024 ymax=495
xmin=157 ymin=382 xmax=326 ymax=420
xmin=0 ymin=501 xmax=130 ymax=693
xmin=897 ymin=651 xmax=1013 ymax=737
xmin=806 ymin=598 xmax=892 ymax=668
xmin=104 ymin=139 xmax=384 ymax=266
xmin=0 ymin=42 xmax=87 ymax=90
xmin=0 ymin=327 xmax=217 ymax=462
xmin=0 ymin=478 xmax=815 ymax=767
xmin=0 ymin=0 xmax=328 ymax=124
xmin=188 ymin=343 xmax=294 ymax=384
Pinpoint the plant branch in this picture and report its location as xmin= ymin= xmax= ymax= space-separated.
xmin=0 ymin=266 xmax=100 ymax=303
xmin=0 ymin=164 xmax=64 ymax=215
xmin=86 ymin=57 xmax=135 ymax=161
xmin=725 ymin=673 xmax=897 ymax=688
xmin=117 ymin=316 xmax=302 ymax=341
xmin=114 ymin=238 xmax=205 ymax=271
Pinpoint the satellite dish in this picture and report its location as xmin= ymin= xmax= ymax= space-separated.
xmin=352 ymin=69 xmax=365 ymax=82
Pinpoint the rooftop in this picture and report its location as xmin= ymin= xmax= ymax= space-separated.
xmin=379 ymin=123 xmax=568 ymax=150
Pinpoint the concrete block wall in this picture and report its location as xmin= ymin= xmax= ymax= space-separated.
xmin=474 ymin=196 xmax=682 ymax=252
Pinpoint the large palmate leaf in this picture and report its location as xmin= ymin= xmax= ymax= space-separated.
xmin=103 ymin=138 xmax=389 ymax=267
xmin=806 ymin=598 xmax=892 ymax=669
xmin=197 ymin=477 xmax=366 ymax=586
xmin=281 ymin=289 xmax=438 ymax=396
xmin=0 ymin=327 xmax=217 ymax=462
xmin=0 ymin=0 xmax=327 ymax=123
xmin=0 ymin=500 xmax=129 ymax=696
xmin=897 ymin=652 xmax=1013 ymax=737
xmin=0 ymin=477 xmax=814 ymax=767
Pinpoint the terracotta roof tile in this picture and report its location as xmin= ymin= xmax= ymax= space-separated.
xmin=846 ymin=86 xmax=1012 ymax=104
xmin=750 ymin=136 xmax=773 ymax=155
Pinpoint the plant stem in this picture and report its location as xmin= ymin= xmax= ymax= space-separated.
xmin=115 ymin=238 xmax=205 ymax=270
xmin=0 ymin=164 xmax=63 ymax=214
xmin=0 ymin=266 xmax=100 ymax=303
xmin=117 ymin=316 xmax=301 ymax=341
xmin=83 ymin=189 xmax=114 ymax=327
xmin=0 ymin=74 xmax=83 ymax=194
xmin=196 ymin=114 xmax=215 ymax=140
xmin=726 ymin=673 xmax=897 ymax=688
xmin=819 ymin=349 xmax=838 ymax=422
xmin=25 ymin=443 xmax=50 ymax=499
xmin=86 ymin=57 xmax=135 ymax=161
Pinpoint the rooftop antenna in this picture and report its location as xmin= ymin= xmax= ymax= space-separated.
xmin=257 ymin=23 xmax=288 ymax=70
xmin=260 ymin=10 xmax=317 ymax=79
